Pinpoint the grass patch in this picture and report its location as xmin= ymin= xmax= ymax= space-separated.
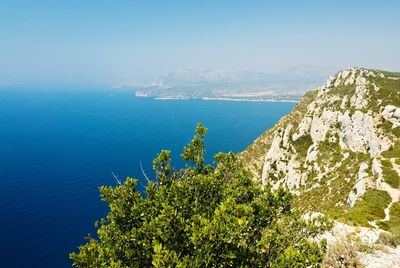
xmin=381 ymin=160 xmax=400 ymax=188
xmin=368 ymin=74 xmax=400 ymax=108
xmin=341 ymin=189 xmax=391 ymax=227
xmin=292 ymin=134 xmax=313 ymax=160
xmin=295 ymin=176 xmax=355 ymax=218
xmin=293 ymin=185 xmax=329 ymax=212
xmin=327 ymin=84 xmax=356 ymax=98
xmin=378 ymin=70 xmax=400 ymax=78
xmin=294 ymin=152 xmax=370 ymax=221
xmin=381 ymin=121 xmax=400 ymax=139
xmin=380 ymin=120 xmax=394 ymax=133
xmin=378 ymin=202 xmax=400 ymax=235
xmin=314 ymin=136 xmax=343 ymax=169
xmin=382 ymin=141 xmax=400 ymax=159
xmin=393 ymin=126 xmax=400 ymax=138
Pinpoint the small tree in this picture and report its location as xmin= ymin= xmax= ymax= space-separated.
xmin=181 ymin=123 xmax=208 ymax=171
xmin=70 ymin=123 xmax=330 ymax=267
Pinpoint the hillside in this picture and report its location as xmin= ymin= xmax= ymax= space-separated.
xmin=242 ymin=67 xmax=400 ymax=234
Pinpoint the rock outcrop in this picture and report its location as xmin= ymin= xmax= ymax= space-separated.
xmin=241 ymin=67 xmax=400 ymax=265
xmin=383 ymin=105 xmax=400 ymax=128
xmin=242 ymin=66 xmax=400 ymax=232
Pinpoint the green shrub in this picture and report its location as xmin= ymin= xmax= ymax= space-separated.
xmin=392 ymin=126 xmax=400 ymax=138
xmin=382 ymin=141 xmax=400 ymax=159
xmin=377 ymin=231 xmax=400 ymax=247
xmin=70 ymin=124 xmax=331 ymax=267
xmin=381 ymin=159 xmax=400 ymax=188
xmin=378 ymin=202 xmax=400 ymax=235
xmin=292 ymin=134 xmax=313 ymax=159
xmin=369 ymin=74 xmax=400 ymax=108
xmin=322 ymin=235 xmax=364 ymax=268
xmin=344 ymin=190 xmax=391 ymax=227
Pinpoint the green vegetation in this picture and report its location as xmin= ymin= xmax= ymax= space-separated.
xmin=381 ymin=159 xmax=400 ymax=188
xmin=327 ymin=84 xmax=356 ymax=99
xmin=343 ymin=190 xmax=391 ymax=227
xmin=368 ymin=73 xmax=400 ymax=109
xmin=316 ymin=137 xmax=342 ymax=169
xmin=379 ymin=121 xmax=394 ymax=134
xmin=241 ymin=90 xmax=318 ymax=177
xmin=382 ymin=141 xmax=400 ymax=159
xmin=242 ymin=68 xmax=400 ymax=237
xmin=394 ymin=127 xmax=400 ymax=139
xmin=380 ymin=121 xmax=400 ymax=139
xmin=294 ymin=151 xmax=369 ymax=218
xmin=378 ymin=202 xmax=400 ymax=235
xmin=377 ymin=231 xmax=400 ymax=247
xmin=378 ymin=70 xmax=400 ymax=78
xmin=70 ymin=124 xmax=331 ymax=267
xmin=292 ymin=134 xmax=313 ymax=159
xmin=322 ymin=234 xmax=363 ymax=268
xmin=294 ymin=184 xmax=333 ymax=213
xmin=295 ymin=169 xmax=389 ymax=228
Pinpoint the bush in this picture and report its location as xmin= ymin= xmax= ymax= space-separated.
xmin=70 ymin=123 xmax=331 ymax=267
xmin=323 ymin=235 xmax=364 ymax=268
xmin=292 ymin=134 xmax=313 ymax=159
xmin=378 ymin=202 xmax=400 ymax=235
xmin=381 ymin=159 xmax=400 ymax=188
xmin=382 ymin=141 xmax=400 ymax=159
xmin=377 ymin=232 xmax=400 ymax=248
xmin=344 ymin=189 xmax=391 ymax=227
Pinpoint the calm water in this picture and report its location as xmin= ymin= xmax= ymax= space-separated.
xmin=0 ymin=88 xmax=295 ymax=267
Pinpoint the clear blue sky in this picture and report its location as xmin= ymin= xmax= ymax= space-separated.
xmin=1 ymin=0 xmax=399 ymax=85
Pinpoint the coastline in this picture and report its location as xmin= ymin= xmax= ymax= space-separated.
xmin=146 ymin=96 xmax=299 ymax=103
xmin=201 ymin=97 xmax=299 ymax=103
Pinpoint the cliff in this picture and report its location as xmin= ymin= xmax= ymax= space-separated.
xmin=242 ymin=67 xmax=400 ymax=266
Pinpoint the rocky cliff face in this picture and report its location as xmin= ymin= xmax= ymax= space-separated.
xmin=242 ymin=67 xmax=400 ymax=234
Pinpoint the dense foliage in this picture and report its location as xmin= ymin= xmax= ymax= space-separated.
xmin=71 ymin=123 xmax=330 ymax=267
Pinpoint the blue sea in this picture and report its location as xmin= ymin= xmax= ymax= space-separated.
xmin=0 ymin=88 xmax=295 ymax=267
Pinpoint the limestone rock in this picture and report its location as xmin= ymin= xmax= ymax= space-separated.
xmin=347 ymin=162 xmax=370 ymax=207
xmin=243 ymin=67 xmax=400 ymax=268
xmin=350 ymin=76 xmax=368 ymax=109
xmin=383 ymin=105 xmax=400 ymax=128
xmin=340 ymin=111 xmax=390 ymax=156
xmin=310 ymin=110 xmax=338 ymax=143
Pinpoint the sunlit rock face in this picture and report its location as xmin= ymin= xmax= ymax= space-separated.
xmin=242 ymin=67 xmax=400 ymax=265
xmin=242 ymin=67 xmax=400 ymax=225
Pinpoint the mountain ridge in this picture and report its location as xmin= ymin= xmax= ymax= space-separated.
xmin=241 ymin=67 xmax=400 ymax=233
xmin=131 ymin=67 xmax=337 ymax=101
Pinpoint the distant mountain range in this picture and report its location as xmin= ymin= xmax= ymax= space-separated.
xmin=130 ymin=66 xmax=339 ymax=102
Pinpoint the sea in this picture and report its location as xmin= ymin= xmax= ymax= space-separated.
xmin=0 ymin=87 xmax=295 ymax=267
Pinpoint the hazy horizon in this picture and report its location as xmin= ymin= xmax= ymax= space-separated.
xmin=1 ymin=0 xmax=399 ymax=86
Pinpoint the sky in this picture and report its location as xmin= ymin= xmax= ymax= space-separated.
xmin=0 ymin=0 xmax=399 ymax=85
